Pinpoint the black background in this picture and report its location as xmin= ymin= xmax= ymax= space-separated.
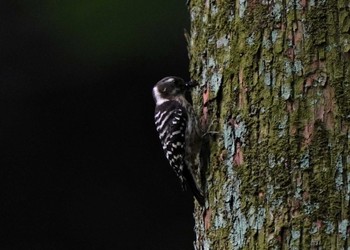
xmin=1 ymin=1 xmax=195 ymax=249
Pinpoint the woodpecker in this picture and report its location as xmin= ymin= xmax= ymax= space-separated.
xmin=153 ymin=76 xmax=204 ymax=206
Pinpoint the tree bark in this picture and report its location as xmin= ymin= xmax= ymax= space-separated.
xmin=187 ymin=0 xmax=350 ymax=249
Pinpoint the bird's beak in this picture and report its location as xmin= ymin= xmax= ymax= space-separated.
xmin=185 ymin=80 xmax=198 ymax=88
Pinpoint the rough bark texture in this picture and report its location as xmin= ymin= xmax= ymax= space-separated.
xmin=187 ymin=0 xmax=350 ymax=249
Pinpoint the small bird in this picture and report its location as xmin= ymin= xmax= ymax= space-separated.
xmin=152 ymin=76 xmax=204 ymax=206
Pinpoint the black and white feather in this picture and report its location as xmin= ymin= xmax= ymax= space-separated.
xmin=153 ymin=76 xmax=204 ymax=206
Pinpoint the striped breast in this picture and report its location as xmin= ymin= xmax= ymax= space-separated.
xmin=154 ymin=100 xmax=188 ymax=181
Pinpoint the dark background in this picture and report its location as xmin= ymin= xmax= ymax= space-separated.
xmin=1 ymin=1 xmax=195 ymax=249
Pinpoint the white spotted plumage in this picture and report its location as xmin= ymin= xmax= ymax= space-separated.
xmin=152 ymin=76 xmax=204 ymax=206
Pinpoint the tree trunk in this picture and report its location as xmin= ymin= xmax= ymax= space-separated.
xmin=187 ymin=0 xmax=350 ymax=249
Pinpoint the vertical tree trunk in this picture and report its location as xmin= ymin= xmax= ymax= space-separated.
xmin=187 ymin=0 xmax=350 ymax=249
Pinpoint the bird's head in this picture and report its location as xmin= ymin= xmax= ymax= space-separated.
xmin=152 ymin=76 xmax=197 ymax=104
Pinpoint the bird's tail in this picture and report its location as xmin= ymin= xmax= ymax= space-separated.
xmin=183 ymin=167 xmax=205 ymax=206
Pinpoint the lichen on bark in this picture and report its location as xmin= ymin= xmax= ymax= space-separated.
xmin=188 ymin=0 xmax=350 ymax=249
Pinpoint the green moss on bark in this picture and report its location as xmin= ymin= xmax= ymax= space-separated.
xmin=188 ymin=0 xmax=350 ymax=249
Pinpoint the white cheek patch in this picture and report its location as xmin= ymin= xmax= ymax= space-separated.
xmin=153 ymin=86 xmax=168 ymax=105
